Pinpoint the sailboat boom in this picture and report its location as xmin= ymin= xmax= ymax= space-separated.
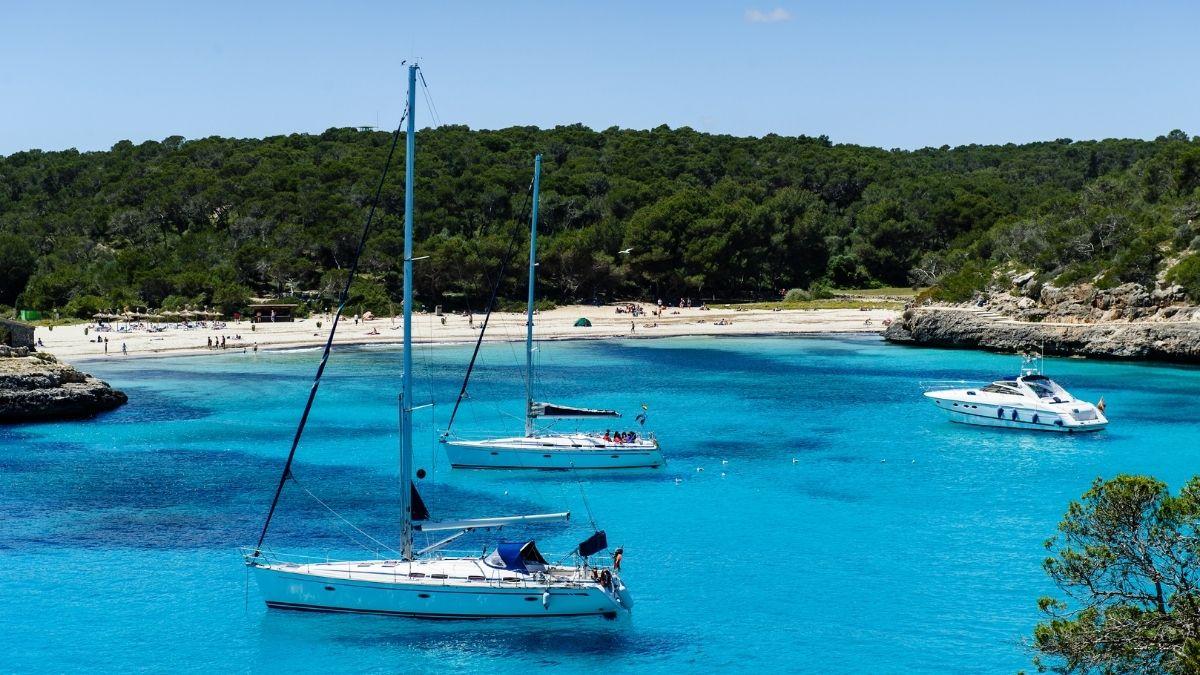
xmin=414 ymin=511 xmax=570 ymax=533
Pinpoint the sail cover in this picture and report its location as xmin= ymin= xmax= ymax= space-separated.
xmin=530 ymin=402 xmax=620 ymax=419
xmin=490 ymin=541 xmax=548 ymax=572
xmin=577 ymin=530 xmax=608 ymax=557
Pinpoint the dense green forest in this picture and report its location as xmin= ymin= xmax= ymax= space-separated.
xmin=3 ymin=124 xmax=1200 ymax=318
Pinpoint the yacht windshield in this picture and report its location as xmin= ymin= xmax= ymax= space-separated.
xmin=982 ymin=384 xmax=1021 ymax=395
xmin=1022 ymin=376 xmax=1067 ymax=400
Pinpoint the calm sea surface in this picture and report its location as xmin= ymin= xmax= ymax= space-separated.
xmin=3 ymin=335 xmax=1199 ymax=673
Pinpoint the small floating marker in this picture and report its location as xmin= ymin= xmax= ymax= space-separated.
xmin=721 ymin=459 xmax=728 ymax=465
xmin=695 ymin=467 xmax=704 ymax=472
xmin=720 ymin=472 xmax=726 ymax=478
xmin=880 ymin=459 xmax=886 ymax=463
xmin=674 ymin=478 xmax=682 ymax=485
xmin=791 ymin=458 xmax=799 ymax=464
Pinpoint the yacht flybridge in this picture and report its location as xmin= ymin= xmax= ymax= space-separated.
xmin=441 ymin=155 xmax=665 ymax=470
xmin=924 ymin=353 xmax=1108 ymax=433
xmin=245 ymin=65 xmax=632 ymax=619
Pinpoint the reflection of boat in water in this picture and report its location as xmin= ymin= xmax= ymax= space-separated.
xmin=442 ymin=154 xmax=664 ymax=471
xmin=245 ymin=65 xmax=632 ymax=619
xmin=924 ymin=352 xmax=1108 ymax=433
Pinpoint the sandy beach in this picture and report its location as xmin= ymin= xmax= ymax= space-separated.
xmin=35 ymin=304 xmax=899 ymax=362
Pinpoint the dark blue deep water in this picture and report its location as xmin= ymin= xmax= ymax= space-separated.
xmin=3 ymin=335 xmax=1199 ymax=672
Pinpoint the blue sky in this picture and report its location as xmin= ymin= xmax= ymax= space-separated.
xmin=2 ymin=1 xmax=1197 ymax=155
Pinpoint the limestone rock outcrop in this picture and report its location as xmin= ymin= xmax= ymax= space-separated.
xmin=0 ymin=350 xmax=128 ymax=422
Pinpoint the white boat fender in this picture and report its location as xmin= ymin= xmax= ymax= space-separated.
xmin=542 ymin=590 xmax=550 ymax=609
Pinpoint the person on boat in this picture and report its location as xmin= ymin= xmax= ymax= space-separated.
xmin=603 ymin=430 xmax=611 ymax=442
xmin=613 ymin=548 xmax=623 ymax=572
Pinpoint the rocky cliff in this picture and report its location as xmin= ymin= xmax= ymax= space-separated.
xmin=884 ymin=307 xmax=1200 ymax=363
xmin=0 ymin=347 xmax=128 ymax=422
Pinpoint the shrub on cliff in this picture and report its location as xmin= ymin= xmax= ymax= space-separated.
xmin=1166 ymin=254 xmax=1200 ymax=301
xmin=935 ymin=262 xmax=992 ymax=302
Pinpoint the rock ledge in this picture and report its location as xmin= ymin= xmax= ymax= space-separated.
xmin=0 ymin=347 xmax=128 ymax=423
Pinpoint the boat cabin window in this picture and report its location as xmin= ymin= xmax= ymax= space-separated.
xmin=981 ymin=384 xmax=1021 ymax=395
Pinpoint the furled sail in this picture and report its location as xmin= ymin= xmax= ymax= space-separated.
xmin=530 ymin=402 xmax=620 ymax=419
xmin=411 ymin=483 xmax=428 ymax=521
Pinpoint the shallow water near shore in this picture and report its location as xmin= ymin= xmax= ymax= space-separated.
xmin=3 ymin=335 xmax=1199 ymax=672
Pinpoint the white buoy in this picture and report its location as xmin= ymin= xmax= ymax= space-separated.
xmin=696 ymin=467 xmax=704 ymax=472
xmin=721 ymin=459 xmax=728 ymax=465
xmin=791 ymin=457 xmax=799 ymax=464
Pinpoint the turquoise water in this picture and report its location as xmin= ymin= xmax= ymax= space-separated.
xmin=3 ymin=335 xmax=1200 ymax=673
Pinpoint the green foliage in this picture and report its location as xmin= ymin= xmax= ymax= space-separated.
xmin=1033 ymin=475 xmax=1200 ymax=673
xmin=0 ymin=233 xmax=36 ymax=306
xmin=937 ymin=262 xmax=992 ymax=302
xmin=2 ymin=127 xmax=1198 ymax=312
xmin=62 ymin=294 xmax=108 ymax=319
xmin=1166 ymin=254 xmax=1200 ymax=299
xmin=347 ymin=278 xmax=391 ymax=316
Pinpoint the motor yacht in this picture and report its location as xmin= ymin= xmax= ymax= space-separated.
xmin=924 ymin=354 xmax=1107 ymax=432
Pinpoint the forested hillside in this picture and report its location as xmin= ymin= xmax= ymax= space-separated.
xmin=2 ymin=125 xmax=1200 ymax=317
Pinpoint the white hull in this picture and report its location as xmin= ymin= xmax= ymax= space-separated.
xmin=445 ymin=435 xmax=664 ymax=470
xmin=250 ymin=557 xmax=631 ymax=619
xmin=926 ymin=395 xmax=1107 ymax=433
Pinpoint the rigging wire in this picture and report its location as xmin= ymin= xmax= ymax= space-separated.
xmin=442 ymin=181 xmax=534 ymax=436
xmin=417 ymin=69 xmax=444 ymax=128
xmin=293 ymin=474 xmax=400 ymax=557
xmin=252 ymin=102 xmax=409 ymax=556
xmin=570 ymin=464 xmax=600 ymax=532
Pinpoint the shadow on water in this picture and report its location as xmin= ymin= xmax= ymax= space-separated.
xmin=258 ymin=610 xmax=686 ymax=661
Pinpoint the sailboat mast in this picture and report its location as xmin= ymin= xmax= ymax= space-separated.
xmin=524 ymin=154 xmax=542 ymax=437
xmin=399 ymin=63 xmax=418 ymax=560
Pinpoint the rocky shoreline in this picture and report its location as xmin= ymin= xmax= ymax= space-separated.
xmin=0 ymin=346 xmax=128 ymax=423
xmin=884 ymin=307 xmax=1200 ymax=363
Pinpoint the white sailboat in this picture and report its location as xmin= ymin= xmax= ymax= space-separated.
xmin=442 ymin=154 xmax=665 ymax=470
xmin=244 ymin=64 xmax=632 ymax=619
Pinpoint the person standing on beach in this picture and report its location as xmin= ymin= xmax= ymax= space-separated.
xmin=631 ymin=321 xmax=635 ymax=333
xmin=104 ymin=337 xmax=109 ymax=354
xmin=207 ymin=336 xmax=212 ymax=349
xmin=121 ymin=342 xmax=127 ymax=356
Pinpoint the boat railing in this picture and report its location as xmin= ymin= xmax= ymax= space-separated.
xmin=918 ymin=379 xmax=985 ymax=392
xmin=242 ymin=546 xmax=616 ymax=589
